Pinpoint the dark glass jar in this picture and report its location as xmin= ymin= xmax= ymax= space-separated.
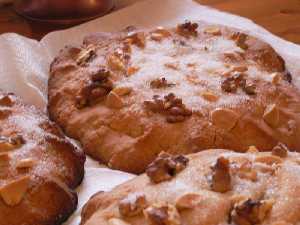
xmin=14 ymin=0 xmax=114 ymax=24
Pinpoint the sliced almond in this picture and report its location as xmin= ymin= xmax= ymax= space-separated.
xmin=76 ymin=47 xmax=95 ymax=66
xmin=108 ymin=218 xmax=131 ymax=225
xmin=0 ymin=141 xmax=15 ymax=152
xmin=16 ymin=158 xmax=35 ymax=169
xmin=106 ymin=92 xmax=124 ymax=109
xmin=127 ymin=67 xmax=139 ymax=76
xmin=247 ymin=145 xmax=259 ymax=153
xmin=211 ymin=108 xmax=239 ymax=131
xmin=0 ymin=176 xmax=30 ymax=206
xmin=201 ymin=91 xmax=219 ymax=102
xmin=204 ymin=27 xmax=221 ymax=35
xmin=108 ymin=55 xmax=126 ymax=72
xmin=175 ymin=193 xmax=202 ymax=210
xmin=271 ymin=72 xmax=282 ymax=85
xmin=263 ymin=104 xmax=279 ymax=128
xmin=113 ymin=87 xmax=132 ymax=96
xmin=151 ymin=27 xmax=171 ymax=41
xmin=255 ymin=155 xmax=282 ymax=165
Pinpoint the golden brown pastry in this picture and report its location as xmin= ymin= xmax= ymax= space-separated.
xmin=0 ymin=91 xmax=85 ymax=225
xmin=81 ymin=146 xmax=300 ymax=225
xmin=48 ymin=21 xmax=300 ymax=173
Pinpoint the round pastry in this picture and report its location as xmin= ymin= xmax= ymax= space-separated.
xmin=48 ymin=21 xmax=300 ymax=174
xmin=0 ymin=91 xmax=85 ymax=225
xmin=81 ymin=146 xmax=300 ymax=225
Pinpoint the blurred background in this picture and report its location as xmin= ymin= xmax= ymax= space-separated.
xmin=0 ymin=0 xmax=300 ymax=44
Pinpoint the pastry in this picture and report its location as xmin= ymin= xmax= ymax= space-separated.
xmin=0 ymin=91 xmax=85 ymax=225
xmin=81 ymin=146 xmax=300 ymax=225
xmin=48 ymin=21 xmax=300 ymax=173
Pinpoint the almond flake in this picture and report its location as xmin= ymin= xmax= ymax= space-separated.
xmin=204 ymin=27 xmax=221 ymax=35
xmin=106 ymin=92 xmax=124 ymax=109
xmin=175 ymin=193 xmax=202 ymax=210
xmin=263 ymin=104 xmax=279 ymax=127
xmin=0 ymin=176 xmax=30 ymax=206
xmin=16 ymin=158 xmax=35 ymax=169
xmin=211 ymin=108 xmax=239 ymax=131
xmin=247 ymin=146 xmax=259 ymax=153
xmin=201 ymin=91 xmax=219 ymax=102
xmin=113 ymin=87 xmax=132 ymax=96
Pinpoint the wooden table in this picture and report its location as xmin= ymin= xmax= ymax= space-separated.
xmin=1 ymin=0 xmax=300 ymax=44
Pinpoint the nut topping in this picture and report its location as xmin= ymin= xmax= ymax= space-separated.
xmin=204 ymin=27 xmax=221 ymax=35
xmin=127 ymin=66 xmax=140 ymax=76
xmin=76 ymin=69 xmax=114 ymax=109
xmin=243 ymin=82 xmax=256 ymax=95
xmin=16 ymin=158 xmax=35 ymax=169
xmin=76 ymin=46 xmax=96 ymax=66
xmin=150 ymin=78 xmax=175 ymax=89
xmin=0 ymin=135 xmax=25 ymax=152
xmin=271 ymin=142 xmax=288 ymax=158
xmin=108 ymin=218 xmax=131 ymax=225
xmin=144 ymin=93 xmax=192 ymax=123
xmin=126 ymin=32 xmax=146 ymax=48
xmin=255 ymin=155 xmax=282 ymax=165
xmin=151 ymin=27 xmax=171 ymax=41
xmin=211 ymin=157 xmax=231 ymax=193
xmin=221 ymin=72 xmax=245 ymax=93
xmin=144 ymin=204 xmax=181 ymax=225
xmin=263 ymin=104 xmax=279 ymax=128
xmin=231 ymin=199 xmax=274 ymax=225
xmin=119 ymin=193 xmax=147 ymax=217
xmin=247 ymin=146 xmax=259 ymax=153
xmin=271 ymin=72 xmax=282 ymax=85
xmin=176 ymin=21 xmax=198 ymax=37
xmin=0 ymin=176 xmax=30 ymax=206
xmin=113 ymin=86 xmax=132 ymax=96
xmin=201 ymin=91 xmax=219 ymax=102
xmin=146 ymin=152 xmax=189 ymax=183
xmin=106 ymin=91 xmax=124 ymax=109
xmin=0 ymin=94 xmax=14 ymax=107
xmin=108 ymin=55 xmax=126 ymax=72
xmin=175 ymin=193 xmax=202 ymax=210
xmin=211 ymin=108 xmax=239 ymax=131
xmin=232 ymin=32 xmax=248 ymax=50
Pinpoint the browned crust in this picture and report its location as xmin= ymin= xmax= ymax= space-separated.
xmin=0 ymin=90 xmax=85 ymax=225
xmin=80 ymin=149 xmax=300 ymax=225
xmin=48 ymin=21 xmax=300 ymax=174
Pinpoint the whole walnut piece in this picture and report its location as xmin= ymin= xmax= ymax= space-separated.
xmin=211 ymin=157 xmax=231 ymax=193
xmin=146 ymin=152 xmax=189 ymax=183
xmin=231 ymin=199 xmax=274 ymax=225
xmin=144 ymin=93 xmax=192 ymax=123
xmin=176 ymin=21 xmax=198 ymax=37
xmin=221 ymin=72 xmax=256 ymax=95
xmin=144 ymin=203 xmax=181 ymax=225
xmin=76 ymin=69 xmax=114 ymax=109
xmin=119 ymin=193 xmax=148 ymax=217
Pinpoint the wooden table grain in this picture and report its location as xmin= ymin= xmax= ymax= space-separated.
xmin=1 ymin=0 xmax=300 ymax=44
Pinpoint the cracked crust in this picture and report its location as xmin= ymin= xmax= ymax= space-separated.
xmin=0 ymin=91 xmax=85 ymax=225
xmin=48 ymin=21 xmax=300 ymax=174
xmin=80 ymin=149 xmax=300 ymax=225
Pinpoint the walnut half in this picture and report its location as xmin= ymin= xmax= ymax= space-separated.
xmin=146 ymin=152 xmax=189 ymax=183
xmin=231 ymin=199 xmax=274 ymax=225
